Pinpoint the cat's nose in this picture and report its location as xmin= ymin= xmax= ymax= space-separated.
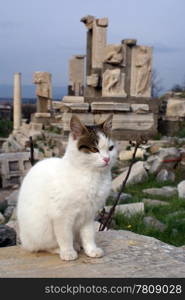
xmin=103 ymin=157 xmax=110 ymax=164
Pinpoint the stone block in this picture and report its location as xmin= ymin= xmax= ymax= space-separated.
xmin=112 ymin=113 xmax=154 ymax=131
xmin=62 ymin=103 xmax=89 ymax=113
xmin=105 ymin=202 xmax=144 ymax=216
xmin=92 ymin=19 xmax=107 ymax=69
xmin=143 ymin=186 xmax=177 ymax=197
xmin=178 ymin=180 xmax=185 ymax=198
xmin=119 ymin=148 xmax=145 ymax=161
xmin=102 ymin=68 xmax=127 ymax=97
xmin=91 ymin=102 xmax=130 ymax=112
xmin=131 ymin=104 xmax=149 ymax=113
xmin=2 ymin=230 xmax=185 ymax=277
xmin=112 ymin=161 xmax=148 ymax=191
xmin=63 ymin=96 xmax=84 ymax=103
xmin=97 ymin=17 xmax=108 ymax=27
xmin=166 ymin=98 xmax=185 ymax=118
xmin=130 ymin=45 xmax=152 ymax=97
xmin=34 ymin=113 xmax=51 ymax=118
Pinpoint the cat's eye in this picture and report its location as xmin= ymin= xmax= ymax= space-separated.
xmin=91 ymin=147 xmax=99 ymax=153
xmin=109 ymin=145 xmax=114 ymax=151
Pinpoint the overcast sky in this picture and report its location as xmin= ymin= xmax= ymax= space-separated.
xmin=0 ymin=0 xmax=185 ymax=97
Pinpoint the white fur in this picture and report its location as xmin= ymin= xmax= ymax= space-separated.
xmin=17 ymin=132 xmax=117 ymax=260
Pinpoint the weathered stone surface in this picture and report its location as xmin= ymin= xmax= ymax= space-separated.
xmin=0 ymin=212 xmax=5 ymax=224
xmin=149 ymin=144 xmax=160 ymax=154
xmin=143 ymin=186 xmax=177 ymax=197
xmin=123 ymin=39 xmax=137 ymax=46
xmin=147 ymin=147 xmax=180 ymax=174
xmin=0 ymin=224 xmax=16 ymax=247
xmin=119 ymin=148 xmax=145 ymax=161
xmin=34 ymin=112 xmax=51 ymax=118
xmin=87 ymin=74 xmax=99 ymax=87
xmin=156 ymin=169 xmax=175 ymax=182
xmin=178 ymin=180 xmax=185 ymax=199
xmin=142 ymin=199 xmax=169 ymax=206
xmin=0 ymin=152 xmax=31 ymax=188
xmin=1 ymin=230 xmax=185 ymax=277
xmin=91 ymin=102 xmax=130 ymax=112
xmin=3 ymin=206 xmax=14 ymax=221
xmin=13 ymin=72 xmax=22 ymax=131
xmin=33 ymin=72 xmax=52 ymax=98
xmin=108 ymin=191 xmax=132 ymax=201
xmin=166 ymin=98 xmax=185 ymax=118
xmin=61 ymin=103 xmax=89 ymax=113
xmin=143 ymin=216 xmax=166 ymax=232
xmin=63 ymin=96 xmax=84 ymax=103
xmin=103 ymin=44 xmax=125 ymax=65
xmin=131 ymin=104 xmax=149 ymax=113
xmin=112 ymin=113 xmax=154 ymax=131
xmin=69 ymin=55 xmax=85 ymax=96
xmin=5 ymin=190 xmax=19 ymax=207
xmin=102 ymin=68 xmax=127 ymax=97
xmin=105 ymin=203 xmax=144 ymax=216
xmin=92 ymin=18 xmax=108 ymax=69
xmin=130 ymin=45 xmax=152 ymax=97
xmin=112 ymin=161 xmax=148 ymax=191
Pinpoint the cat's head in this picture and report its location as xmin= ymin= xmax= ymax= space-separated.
xmin=69 ymin=114 xmax=117 ymax=169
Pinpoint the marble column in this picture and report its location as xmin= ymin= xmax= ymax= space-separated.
xmin=13 ymin=72 xmax=22 ymax=131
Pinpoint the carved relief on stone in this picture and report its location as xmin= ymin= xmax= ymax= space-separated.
xmin=102 ymin=68 xmax=127 ymax=97
xmin=130 ymin=46 xmax=152 ymax=97
xmin=33 ymin=72 xmax=52 ymax=98
xmin=103 ymin=44 xmax=126 ymax=66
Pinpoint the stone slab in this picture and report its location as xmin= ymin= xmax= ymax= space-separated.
xmin=105 ymin=203 xmax=144 ymax=216
xmin=91 ymin=102 xmax=130 ymax=112
xmin=1 ymin=230 xmax=185 ymax=277
xmin=63 ymin=96 xmax=84 ymax=103
xmin=61 ymin=103 xmax=89 ymax=113
xmin=131 ymin=104 xmax=149 ymax=113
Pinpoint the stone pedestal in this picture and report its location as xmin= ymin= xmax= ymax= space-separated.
xmin=13 ymin=72 xmax=22 ymax=131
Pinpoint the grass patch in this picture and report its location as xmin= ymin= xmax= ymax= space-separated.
xmin=110 ymin=171 xmax=185 ymax=246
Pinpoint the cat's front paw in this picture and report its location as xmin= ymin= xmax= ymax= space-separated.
xmin=60 ymin=249 xmax=78 ymax=261
xmin=85 ymin=247 xmax=104 ymax=258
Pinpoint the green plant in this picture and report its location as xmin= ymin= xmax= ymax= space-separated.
xmin=0 ymin=120 xmax=13 ymax=137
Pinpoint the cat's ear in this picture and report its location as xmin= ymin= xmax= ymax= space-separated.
xmin=70 ymin=115 xmax=87 ymax=139
xmin=100 ymin=114 xmax=113 ymax=134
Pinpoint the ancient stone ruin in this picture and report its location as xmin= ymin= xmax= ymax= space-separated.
xmin=63 ymin=15 xmax=158 ymax=140
xmin=1 ymin=15 xmax=159 ymax=188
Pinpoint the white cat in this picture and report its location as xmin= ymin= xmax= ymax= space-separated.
xmin=17 ymin=114 xmax=117 ymax=260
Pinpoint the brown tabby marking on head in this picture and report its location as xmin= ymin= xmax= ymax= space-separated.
xmin=70 ymin=114 xmax=113 ymax=153
xmin=77 ymin=126 xmax=99 ymax=154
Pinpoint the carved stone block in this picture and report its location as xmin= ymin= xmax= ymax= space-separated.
xmin=33 ymin=72 xmax=52 ymax=98
xmin=130 ymin=46 xmax=152 ymax=97
xmin=103 ymin=44 xmax=126 ymax=66
xmin=102 ymin=68 xmax=127 ymax=97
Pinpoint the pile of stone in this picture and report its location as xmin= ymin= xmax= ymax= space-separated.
xmin=0 ymin=189 xmax=18 ymax=247
xmin=113 ymin=145 xmax=185 ymax=191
